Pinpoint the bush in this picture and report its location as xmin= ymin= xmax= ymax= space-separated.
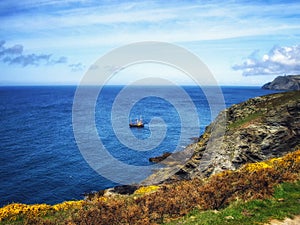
xmin=1 ymin=150 xmax=299 ymax=225
xmin=70 ymin=150 xmax=300 ymax=224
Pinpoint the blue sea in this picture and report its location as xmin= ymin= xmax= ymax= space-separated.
xmin=0 ymin=86 xmax=280 ymax=207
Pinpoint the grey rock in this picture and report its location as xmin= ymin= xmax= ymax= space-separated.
xmin=143 ymin=91 xmax=300 ymax=184
xmin=262 ymin=75 xmax=300 ymax=90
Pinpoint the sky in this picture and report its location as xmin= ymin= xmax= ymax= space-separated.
xmin=1 ymin=0 xmax=300 ymax=86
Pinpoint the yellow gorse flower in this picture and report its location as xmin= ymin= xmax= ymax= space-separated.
xmin=0 ymin=200 xmax=84 ymax=222
xmin=241 ymin=161 xmax=272 ymax=172
xmin=0 ymin=203 xmax=51 ymax=221
xmin=52 ymin=200 xmax=84 ymax=211
xmin=240 ymin=149 xmax=300 ymax=173
xmin=134 ymin=185 xmax=160 ymax=195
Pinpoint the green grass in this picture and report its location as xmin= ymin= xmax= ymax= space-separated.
xmin=254 ymin=90 xmax=300 ymax=110
xmin=228 ymin=112 xmax=263 ymax=129
xmin=228 ymin=90 xmax=300 ymax=130
xmin=165 ymin=180 xmax=300 ymax=225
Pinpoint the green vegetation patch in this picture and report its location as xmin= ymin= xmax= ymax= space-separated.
xmin=256 ymin=90 xmax=300 ymax=109
xmin=228 ymin=90 xmax=300 ymax=130
xmin=166 ymin=180 xmax=300 ymax=225
xmin=228 ymin=111 xmax=263 ymax=129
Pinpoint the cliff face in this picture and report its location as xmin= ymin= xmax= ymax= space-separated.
xmin=144 ymin=91 xmax=300 ymax=184
xmin=262 ymin=75 xmax=300 ymax=90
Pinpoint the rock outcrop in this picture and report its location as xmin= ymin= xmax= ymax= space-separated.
xmin=262 ymin=75 xmax=300 ymax=90
xmin=149 ymin=152 xmax=172 ymax=163
xmin=144 ymin=91 xmax=300 ymax=184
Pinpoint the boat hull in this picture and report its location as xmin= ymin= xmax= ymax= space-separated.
xmin=129 ymin=124 xmax=144 ymax=128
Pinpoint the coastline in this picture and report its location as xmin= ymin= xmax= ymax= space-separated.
xmin=0 ymin=86 xmax=282 ymax=207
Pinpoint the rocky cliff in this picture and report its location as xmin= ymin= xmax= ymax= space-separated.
xmin=262 ymin=75 xmax=300 ymax=90
xmin=144 ymin=91 xmax=300 ymax=184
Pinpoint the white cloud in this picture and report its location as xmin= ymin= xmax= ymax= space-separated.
xmin=233 ymin=45 xmax=300 ymax=76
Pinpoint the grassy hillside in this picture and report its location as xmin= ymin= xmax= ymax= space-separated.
xmin=166 ymin=181 xmax=300 ymax=225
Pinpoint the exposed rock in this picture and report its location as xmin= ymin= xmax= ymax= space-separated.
xmin=262 ymin=75 xmax=300 ymax=90
xmin=107 ymin=185 xmax=139 ymax=195
xmin=144 ymin=91 xmax=300 ymax=184
xmin=149 ymin=152 xmax=172 ymax=163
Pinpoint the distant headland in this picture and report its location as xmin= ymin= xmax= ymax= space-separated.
xmin=262 ymin=75 xmax=300 ymax=90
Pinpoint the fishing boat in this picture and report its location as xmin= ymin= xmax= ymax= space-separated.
xmin=129 ymin=118 xmax=144 ymax=128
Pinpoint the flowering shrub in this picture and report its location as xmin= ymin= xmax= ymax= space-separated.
xmin=134 ymin=185 xmax=160 ymax=195
xmin=1 ymin=149 xmax=299 ymax=225
xmin=241 ymin=161 xmax=272 ymax=172
xmin=52 ymin=200 xmax=84 ymax=211
xmin=241 ymin=150 xmax=300 ymax=174
xmin=71 ymin=150 xmax=300 ymax=224
xmin=0 ymin=200 xmax=84 ymax=223
xmin=0 ymin=203 xmax=51 ymax=222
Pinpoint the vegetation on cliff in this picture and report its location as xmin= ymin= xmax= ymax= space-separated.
xmin=0 ymin=149 xmax=299 ymax=224
xmin=167 ymin=180 xmax=300 ymax=225
xmin=145 ymin=91 xmax=300 ymax=183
